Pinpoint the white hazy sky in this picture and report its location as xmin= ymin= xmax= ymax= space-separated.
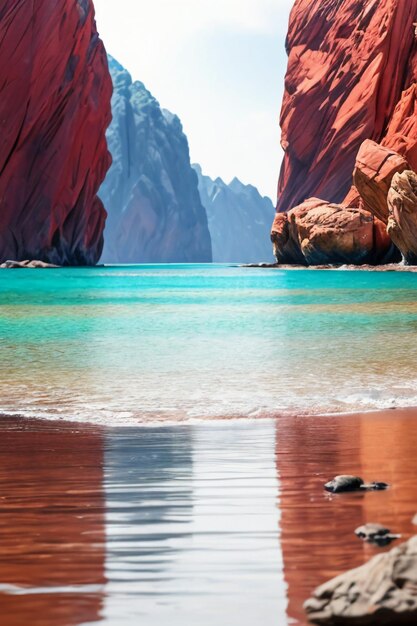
xmin=94 ymin=0 xmax=294 ymax=200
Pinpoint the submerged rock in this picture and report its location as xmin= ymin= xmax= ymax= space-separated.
xmin=355 ymin=524 xmax=401 ymax=547
xmin=324 ymin=475 xmax=389 ymax=493
xmin=305 ymin=536 xmax=417 ymax=625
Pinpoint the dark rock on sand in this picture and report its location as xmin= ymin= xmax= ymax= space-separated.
xmin=324 ymin=475 xmax=388 ymax=493
xmin=0 ymin=260 xmax=60 ymax=269
xmin=324 ymin=475 xmax=364 ymax=493
xmin=355 ymin=523 xmax=401 ymax=547
xmin=305 ymin=536 xmax=417 ymax=625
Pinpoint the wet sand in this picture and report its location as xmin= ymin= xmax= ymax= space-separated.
xmin=1 ymin=408 xmax=417 ymax=625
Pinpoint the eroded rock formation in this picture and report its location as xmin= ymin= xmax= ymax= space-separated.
xmin=0 ymin=0 xmax=112 ymax=265
xmin=346 ymin=142 xmax=417 ymax=265
xmin=387 ymin=170 xmax=417 ymax=264
xmin=277 ymin=0 xmax=417 ymax=214
xmin=348 ymin=141 xmax=409 ymax=222
xmin=305 ymin=536 xmax=417 ymax=625
xmin=99 ymin=57 xmax=212 ymax=264
xmin=271 ymin=198 xmax=394 ymax=266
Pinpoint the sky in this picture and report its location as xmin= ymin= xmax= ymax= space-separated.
xmin=94 ymin=0 xmax=294 ymax=200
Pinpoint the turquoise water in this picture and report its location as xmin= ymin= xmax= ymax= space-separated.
xmin=1 ymin=264 xmax=417 ymax=423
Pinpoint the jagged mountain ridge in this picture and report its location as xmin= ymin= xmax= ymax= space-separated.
xmin=193 ymin=165 xmax=275 ymax=263
xmin=99 ymin=56 xmax=212 ymax=264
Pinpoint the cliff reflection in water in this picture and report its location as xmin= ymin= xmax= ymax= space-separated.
xmin=0 ymin=418 xmax=106 ymax=626
xmin=3 ymin=412 xmax=417 ymax=626
xmin=276 ymin=412 xmax=417 ymax=626
xmin=103 ymin=426 xmax=194 ymax=620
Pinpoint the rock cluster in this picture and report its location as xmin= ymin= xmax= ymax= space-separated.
xmin=272 ymin=139 xmax=417 ymax=266
xmin=305 ymin=535 xmax=417 ymax=625
xmin=271 ymin=198 xmax=393 ymax=266
xmin=0 ymin=260 xmax=60 ymax=269
xmin=0 ymin=0 xmax=112 ymax=265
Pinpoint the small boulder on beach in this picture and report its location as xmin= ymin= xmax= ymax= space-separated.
xmin=324 ymin=475 xmax=389 ymax=493
xmin=355 ymin=523 xmax=401 ymax=547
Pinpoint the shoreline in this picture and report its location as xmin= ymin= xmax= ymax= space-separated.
xmin=2 ymin=404 xmax=417 ymax=430
xmin=243 ymin=262 xmax=417 ymax=272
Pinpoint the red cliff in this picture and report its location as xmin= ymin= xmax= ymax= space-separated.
xmin=0 ymin=0 xmax=112 ymax=265
xmin=277 ymin=0 xmax=417 ymax=215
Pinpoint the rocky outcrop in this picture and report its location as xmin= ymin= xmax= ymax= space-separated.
xmin=387 ymin=170 xmax=417 ymax=264
xmin=345 ymin=142 xmax=417 ymax=265
xmin=271 ymin=199 xmax=394 ymax=266
xmin=0 ymin=0 xmax=112 ymax=265
xmin=305 ymin=536 xmax=417 ymax=625
xmin=348 ymin=141 xmax=409 ymax=222
xmin=276 ymin=0 xmax=417 ymax=214
xmin=0 ymin=260 xmax=60 ymax=269
xmin=193 ymin=165 xmax=275 ymax=263
xmin=99 ymin=57 xmax=212 ymax=264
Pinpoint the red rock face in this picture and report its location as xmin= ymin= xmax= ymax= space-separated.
xmin=0 ymin=0 xmax=112 ymax=265
xmin=277 ymin=0 xmax=417 ymax=214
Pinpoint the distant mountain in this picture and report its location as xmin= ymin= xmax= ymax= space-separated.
xmin=193 ymin=165 xmax=275 ymax=263
xmin=99 ymin=56 xmax=212 ymax=264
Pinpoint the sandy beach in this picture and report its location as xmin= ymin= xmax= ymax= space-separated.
xmin=1 ymin=408 xmax=417 ymax=625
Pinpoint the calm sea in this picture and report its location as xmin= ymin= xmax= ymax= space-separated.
xmin=1 ymin=264 xmax=417 ymax=422
xmin=2 ymin=265 xmax=417 ymax=625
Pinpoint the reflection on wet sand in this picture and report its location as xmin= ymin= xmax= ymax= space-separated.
xmin=0 ymin=418 xmax=106 ymax=626
xmin=276 ymin=410 xmax=417 ymax=625
xmin=3 ymin=411 xmax=417 ymax=626
xmin=103 ymin=426 xmax=194 ymax=621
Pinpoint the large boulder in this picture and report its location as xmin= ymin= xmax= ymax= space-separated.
xmin=351 ymin=140 xmax=409 ymax=223
xmin=387 ymin=170 xmax=417 ymax=264
xmin=305 ymin=536 xmax=417 ymax=625
xmin=0 ymin=0 xmax=112 ymax=265
xmin=271 ymin=199 xmax=394 ymax=266
xmin=276 ymin=1 xmax=417 ymax=214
